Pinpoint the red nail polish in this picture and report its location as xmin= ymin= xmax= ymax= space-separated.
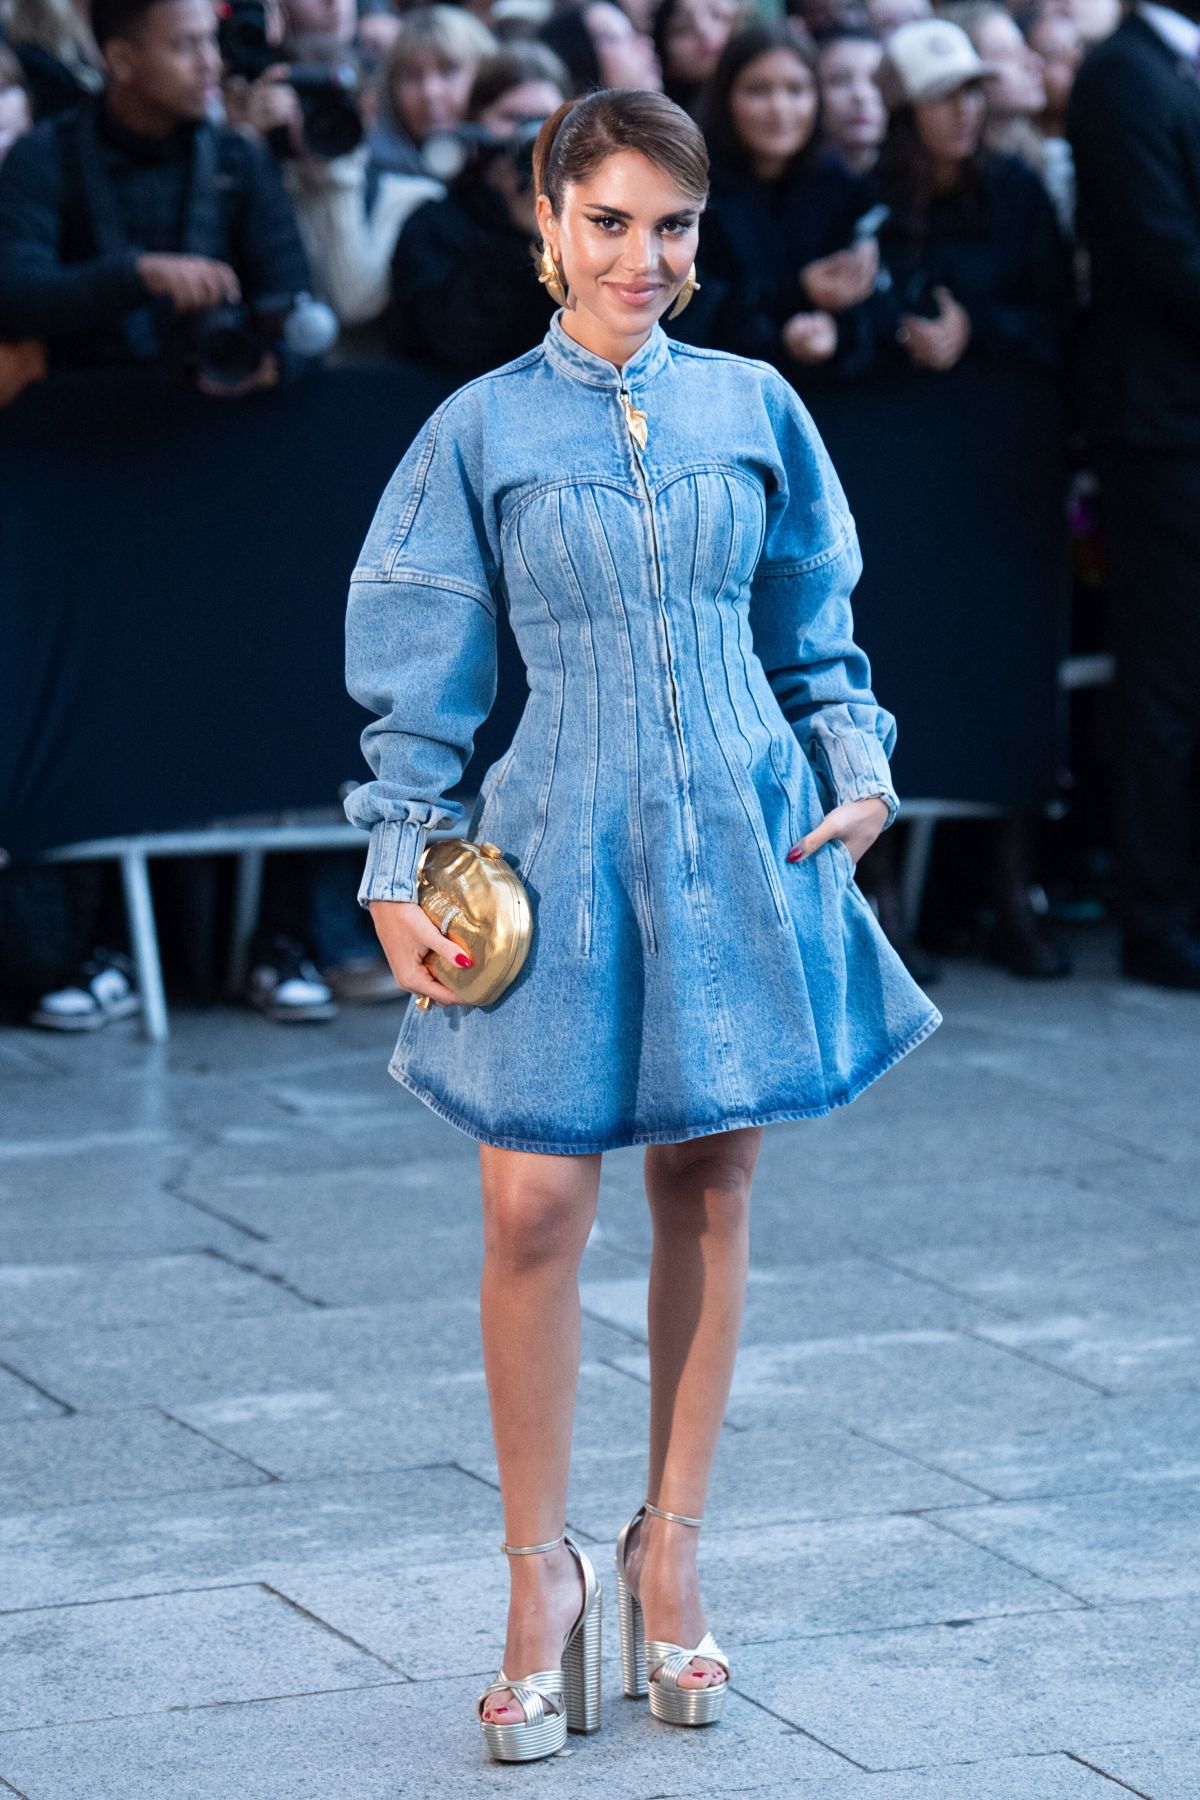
xmin=455 ymin=952 xmax=473 ymax=967
xmin=786 ymin=847 xmax=803 ymax=862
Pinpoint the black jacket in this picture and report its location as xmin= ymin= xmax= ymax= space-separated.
xmin=670 ymin=150 xmax=875 ymax=383
xmin=867 ymin=151 xmax=1071 ymax=376
xmin=388 ymin=178 xmax=554 ymax=376
xmin=0 ymin=96 xmax=310 ymax=371
xmin=1068 ymin=11 xmax=1200 ymax=448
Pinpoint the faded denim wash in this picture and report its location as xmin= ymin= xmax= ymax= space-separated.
xmin=344 ymin=307 xmax=942 ymax=1154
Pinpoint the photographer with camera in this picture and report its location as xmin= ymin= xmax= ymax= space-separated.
xmin=223 ymin=4 xmax=502 ymax=343
xmin=385 ymin=43 xmax=569 ymax=374
xmin=0 ymin=0 xmax=321 ymax=389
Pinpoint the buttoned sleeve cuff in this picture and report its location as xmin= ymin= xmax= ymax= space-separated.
xmin=804 ymin=716 xmax=900 ymax=831
xmin=356 ymin=817 xmax=428 ymax=906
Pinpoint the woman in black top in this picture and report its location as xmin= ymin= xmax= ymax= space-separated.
xmin=674 ymin=18 xmax=879 ymax=385
xmin=387 ymin=56 xmax=570 ymax=374
xmin=864 ymin=20 xmax=1075 ymax=981
xmin=869 ymin=17 xmax=1070 ymax=376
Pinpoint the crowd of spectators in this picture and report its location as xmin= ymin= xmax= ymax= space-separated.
xmin=2 ymin=0 xmax=1198 ymax=1028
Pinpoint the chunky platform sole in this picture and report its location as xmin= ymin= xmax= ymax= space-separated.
xmin=614 ymin=1505 xmax=730 ymax=1728
xmin=478 ymin=1534 xmax=602 ymax=1762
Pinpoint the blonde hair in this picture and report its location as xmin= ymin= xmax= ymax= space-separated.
xmin=387 ymin=5 xmax=498 ymax=80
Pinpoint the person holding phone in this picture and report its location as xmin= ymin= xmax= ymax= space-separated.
xmin=673 ymin=17 xmax=881 ymax=383
xmin=867 ymin=18 xmax=1071 ymax=376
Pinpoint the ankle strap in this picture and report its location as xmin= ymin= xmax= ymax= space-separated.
xmin=501 ymin=1533 xmax=565 ymax=1555
xmin=643 ymin=1501 xmax=704 ymax=1528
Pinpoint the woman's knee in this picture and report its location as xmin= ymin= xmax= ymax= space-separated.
xmin=646 ymin=1133 xmax=759 ymax=1228
xmin=480 ymin=1151 xmax=599 ymax=1268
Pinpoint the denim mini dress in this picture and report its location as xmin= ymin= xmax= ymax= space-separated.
xmin=344 ymin=308 xmax=942 ymax=1154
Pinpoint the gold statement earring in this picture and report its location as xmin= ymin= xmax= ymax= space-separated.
xmin=538 ymin=241 xmax=567 ymax=307
xmin=667 ymin=262 xmax=700 ymax=320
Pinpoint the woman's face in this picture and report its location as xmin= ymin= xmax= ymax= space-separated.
xmin=476 ymin=78 xmax=565 ymax=135
xmin=818 ymin=38 xmax=885 ymax=161
xmin=913 ymin=78 xmax=986 ymax=162
xmin=1028 ymin=13 xmax=1082 ymax=117
xmin=661 ymin=0 xmax=741 ymax=87
xmin=390 ymin=51 xmax=474 ymax=141
xmin=282 ymin=0 xmax=356 ymax=44
xmin=537 ymin=148 xmax=701 ymax=336
xmin=975 ymin=11 xmax=1046 ymax=119
xmin=866 ymin=0 xmax=930 ymax=39
xmin=728 ymin=46 xmax=819 ymax=171
xmin=584 ymin=2 xmax=662 ymax=92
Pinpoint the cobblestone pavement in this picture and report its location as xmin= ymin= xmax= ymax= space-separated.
xmin=1 ymin=926 xmax=1197 ymax=1799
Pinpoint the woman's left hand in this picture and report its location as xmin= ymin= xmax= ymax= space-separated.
xmin=786 ymin=795 xmax=890 ymax=868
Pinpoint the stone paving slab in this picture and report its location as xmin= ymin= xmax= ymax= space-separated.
xmin=0 ymin=1149 xmax=259 ymax=1266
xmin=737 ymin=1168 xmax=1163 ymax=1264
xmin=653 ymin=1764 xmax=1126 ymax=1800
xmin=967 ymin=1298 xmax=1200 ymax=1392
xmin=457 ymin=1416 xmax=983 ymax=1542
xmin=0 ymin=1298 xmax=637 ymax=1413
xmin=580 ymin=1254 xmax=1016 ymax=1348
xmin=926 ymin=1479 xmax=1200 ymax=1604
xmin=609 ymin=1322 xmax=1111 ymax=1438
xmin=0 ymin=1466 xmax=509 ymax=1611
xmin=171 ymin=1360 xmax=650 ymax=1482
xmin=162 ymin=1207 xmax=641 ymax=1308
xmin=0 ymin=1363 xmax=66 ymax=1422
xmin=832 ymin=1379 xmax=1200 ymax=1501
xmin=1072 ymin=1735 xmax=1200 ymax=1800
xmin=0 ymin=1675 xmax=831 ymax=1800
xmin=0 ymin=943 xmax=1196 ymax=1797
xmin=0 ymin=1584 xmax=397 ymax=1735
xmin=0 ymin=1250 xmax=312 ymax=1338
xmin=878 ymin=1221 xmax=1199 ymax=1314
xmin=0 ymin=1409 xmax=271 ymax=1513
xmin=728 ymin=1595 xmax=1200 ymax=1767
xmin=271 ymin=1515 xmax=1074 ymax=1686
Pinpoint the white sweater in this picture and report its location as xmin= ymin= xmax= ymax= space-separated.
xmin=284 ymin=148 xmax=444 ymax=327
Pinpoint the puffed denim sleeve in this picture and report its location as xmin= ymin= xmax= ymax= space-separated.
xmin=343 ymin=396 xmax=499 ymax=904
xmin=749 ymin=371 xmax=900 ymax=830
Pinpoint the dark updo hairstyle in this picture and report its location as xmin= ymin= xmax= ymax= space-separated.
xmin=530 ymin=86 xmax=709 ymax=285
xmin=701 ymin=18 xmax=822 ymax=180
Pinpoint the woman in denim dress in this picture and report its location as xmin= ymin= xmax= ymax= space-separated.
xmin=345 ymin=87 xmax=941 ymax=1763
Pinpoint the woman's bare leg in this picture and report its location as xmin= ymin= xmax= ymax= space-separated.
xmin=477 ymin=1142 xmax=602 ymax=1724
xmin=622 ymin=1127 xmax=762 ymax=1688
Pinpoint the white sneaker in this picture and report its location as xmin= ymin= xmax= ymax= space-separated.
xmin=30 ymin=953 xmax=141 ymax=1032
xmin=245 ymin=936 xmax=338 ymax=1022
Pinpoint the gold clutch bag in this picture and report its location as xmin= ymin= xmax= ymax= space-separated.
xmin=412 ymin=837 xmax=533 ymax=1011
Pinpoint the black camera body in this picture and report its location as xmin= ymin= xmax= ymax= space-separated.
xmin=217 ymin=0 xmax=364 ymax=159
xmin=421 ymin=117 xmax=542 ymax=190
xmin=183 ymin=299 xmax=280 ymax=388
xmin=901 ymin=270 xmax=945 ymax=320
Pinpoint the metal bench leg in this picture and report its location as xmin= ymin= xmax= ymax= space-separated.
xmin=229 ymin=848 xmax=265 ymax=996
xmin=900 ymin=817 xmax=937 ymax=940
xmin=120 ymin=848 xmax=168 ymax=1044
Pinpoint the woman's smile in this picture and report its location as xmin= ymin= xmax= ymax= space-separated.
xmin=608 ymin=280 xmax=666 ymax=305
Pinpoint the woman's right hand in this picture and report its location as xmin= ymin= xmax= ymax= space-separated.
xmin=368 ymin=899 xmax=475 ymax=1006
xmin=800 ymin=241 xmax=879 ymax=312
xmin=781 ymin=310 xmax=838 ymax=365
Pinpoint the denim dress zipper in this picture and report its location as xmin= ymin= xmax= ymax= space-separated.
xmin=619 ymin=382 xmax=685 ymax=750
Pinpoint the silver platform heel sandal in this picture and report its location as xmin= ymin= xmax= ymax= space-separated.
xmin=476 ymin=1531 xmax=602 ymax=1762
xmin=614 ymin=1501 xmax=730 ymax=1727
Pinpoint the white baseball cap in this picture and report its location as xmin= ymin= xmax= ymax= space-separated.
xmin=877 ymin=19 xmax=997 ymax=106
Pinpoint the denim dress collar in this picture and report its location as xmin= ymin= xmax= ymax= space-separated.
xmin=542 ymin=306 xmax=672 ymax=393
